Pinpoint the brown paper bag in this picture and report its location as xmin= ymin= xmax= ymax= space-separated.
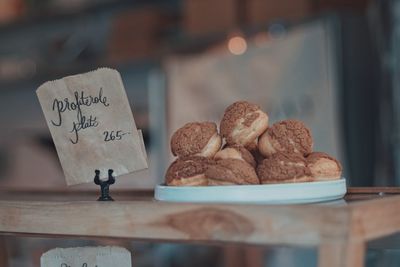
xmin=37 ymin=68 xmax=148 ymax=186
xmin=41 ymin=246 xmax=131 ymax=267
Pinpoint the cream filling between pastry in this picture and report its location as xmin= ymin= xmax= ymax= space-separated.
xmin=208 ymin=179 xmax=237 ymax=186
xmin=261 ymin=176 xmax=314 ymax=184
xmin=230 ymin=110 xmax=268 ymax=145
xmin=214 ymin=148 xmax=243 ymax=161
xmin=197 ymin=133 xmax=222 ymax=158
xmin=259 ymin=132 xmax=279 ymax=157
xmin=168 ymin=174 xmax=208 ymax=186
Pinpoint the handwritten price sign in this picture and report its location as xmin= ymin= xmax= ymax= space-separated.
xmin=37 ymin=68 xmax=147 ymax=185
xmin=51 ymin=87 xmax=109 ymax=144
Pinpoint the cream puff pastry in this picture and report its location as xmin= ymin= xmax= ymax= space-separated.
xmin=220 ymin=101 xmax=268 ymax=149
xmin=214 ymin=145 xmax=256 ymax=168
xmin=171 ymin=122 xmax=222 ymax=158
xmin=205 ymin=159 xmax=259 ymax=185
xmin=259 ymin=119 xmax=313 ymax=157
xmin=257 ymin=153 xmax=313 ymax=184
xmin=165 ymin=156 xmax=215 ymax=186
xmin=306 ymin=152 xmax=342 ymax=181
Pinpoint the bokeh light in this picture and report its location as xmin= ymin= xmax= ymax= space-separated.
xmin=227 ymin=36 xmax=247 ymax=55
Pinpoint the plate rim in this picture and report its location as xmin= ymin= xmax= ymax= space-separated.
xmin=155 ymin=178 xmax=346 ymax=190
xmin=154 ymin=178 xmax=347 ymax=204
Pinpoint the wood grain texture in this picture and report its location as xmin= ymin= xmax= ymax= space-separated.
xmin=1 ymin=192 xmax=400 ymax=267
xmin=0 ymin=187 xmax=396 ymax=201
xmin=318 ymin=195 xmax=400 ymax=267
xmin=0 ymin=200 xmax=349 ymax=246
xmin=349 ymin=195 xmax=400 ymax=241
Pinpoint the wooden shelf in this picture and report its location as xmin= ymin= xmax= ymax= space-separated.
xmin=0 ymin=188 xmax=399 ymax=267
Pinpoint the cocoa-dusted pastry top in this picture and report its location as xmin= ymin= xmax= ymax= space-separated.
xmin=257 ymin=153 xmax=312 ymax=183
xmin=165 ymin=156 xmax=215 ymax=185
xmin=170 ymin=121 xmax=219 ymax=158
xmin=205 ymin=159 xmax=259 ymax=185
xmin=220 ymin=101 xmax=268 ymax=147
xmin=220 ymin=101 xmax=260 ymax=143
xmin=306 ymin=152 xmax=342 ymax=180
xmin=214 ymin=145 xmax=256 ymax=168
xmin=260 ymin=119 xmax=313 ymax=156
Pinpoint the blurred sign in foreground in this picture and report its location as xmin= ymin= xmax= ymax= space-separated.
xmin=41 ymin=246 xmax=132 ymax=267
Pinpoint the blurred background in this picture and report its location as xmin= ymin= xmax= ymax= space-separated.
xmin=0 ymin=0 xmax=399 ymax=266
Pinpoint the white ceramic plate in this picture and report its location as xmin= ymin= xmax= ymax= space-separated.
xmin=154 ymin=178 xmax=347 ymax=204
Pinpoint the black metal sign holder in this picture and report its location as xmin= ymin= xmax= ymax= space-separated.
xmin=94 ymin=169 xmax=115 ymax=201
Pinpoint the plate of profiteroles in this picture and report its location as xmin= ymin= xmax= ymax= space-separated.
xmin=155 ymin=101 xmax=346 ymax=204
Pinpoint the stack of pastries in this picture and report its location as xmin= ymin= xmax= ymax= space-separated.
xmin=165 ymin=101 xmax=342 ymax=186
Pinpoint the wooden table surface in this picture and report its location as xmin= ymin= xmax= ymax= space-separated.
xmin=0 ymin=187 xmax=399 ymax=267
